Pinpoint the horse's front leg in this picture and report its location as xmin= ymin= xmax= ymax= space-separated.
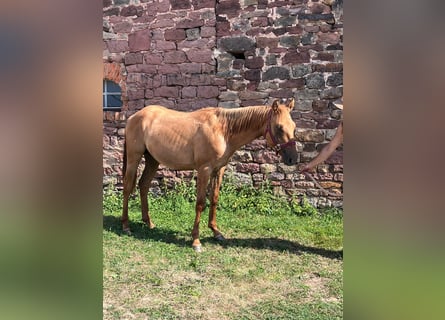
xmin=191 ymin=167 xmax=210 ymax=252
xmin=208 ymin=166 xmax=226 ymax=241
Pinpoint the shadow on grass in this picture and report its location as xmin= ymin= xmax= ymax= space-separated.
xmin=103 ymin=215 xmax=342 ymax=260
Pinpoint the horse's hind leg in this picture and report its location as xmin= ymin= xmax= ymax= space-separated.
xmin=139 ymin=151 xmax=159 ymax=229
xmin=191 ymin=167 xmax=210 ymax=252
xmin=208 ymin=166 xmax=226 ymax=241
xmin=122 ymin=154 xmax=141 ymax=234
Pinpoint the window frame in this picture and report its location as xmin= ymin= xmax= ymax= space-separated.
xmin=103 ymin=79 xmax=122 ymax=111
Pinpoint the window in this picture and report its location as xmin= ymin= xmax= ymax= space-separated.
xmin=103 ymin=79 xmax=122 ymax=110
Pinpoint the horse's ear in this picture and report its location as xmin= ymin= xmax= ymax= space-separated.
xmin=287 ymin=98 xmax=295 ymax=110
xmin=271 ymin=99 xmax=279 ymax=113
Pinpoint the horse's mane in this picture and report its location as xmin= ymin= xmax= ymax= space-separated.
xmin=215 ymin=105 xmax=271 ymax=138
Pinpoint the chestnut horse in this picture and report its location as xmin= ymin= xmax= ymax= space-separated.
xmin=122 ymin=98 xmax=298 ymax=251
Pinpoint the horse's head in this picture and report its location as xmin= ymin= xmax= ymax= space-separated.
xmin=265 ymin=98 xmax=298 ymax=166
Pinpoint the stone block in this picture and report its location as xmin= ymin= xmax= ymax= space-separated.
xmin=316 ymin=52 xmax=335 ymax=61
xmin=257 ymin=37 xmax=278 ymax=49
xmin=177 ymin=19 xmax=204 ymax=29
xmin=107 ymin=40 xmax=129 ymax=53
xmin=163 ymin=51 xmax=187 ymax=64
xmin=192 ymin=0 xmax=216 ymax=9
xmin=297 ymin=13 xmax=335 ymax=23
xmin=128 ymin=29 xmax=151 ymax=52
xmin=197 ymin=86 xmax=219 ymax=98
xmin=126 ymin=64 xmax=157 ymax=74
xmin=179 ymin=63 xmax=201 ymax=74
xmin=283 ymin=51 xmax=310 ymax=64
xmin=262 ymin=67 xmax=289 ymax=80
xmin=227 ymin=80 xmax=247 ymax=91
xmin=219 ymin=91 xmax=239 ymax=101
xmin=279 ymin=79 xmax=305 ymax=89
xmin=171 ymin=0 xmax=191 ymax=10
xmin=279 ymin=35 xmax=300 ymax=48
xmin=244 ymin=69 xmax=261 ymax=81
xmin=182 ymin=87 xmax=197 ymax=98
xmin=190 ymin=74 xmax=213 ymax=85
xmin=216 ymin=0 xmax=241 ymax=18
xmin=164 ymin=29 xmax=186 ymax=41
xmin=120 ymin=5 xmax=142 ymax=17
xmin=219 ymin=101 xmax=240 ymax=108
xmin=295 ymin=129 xmax=325 ymax=142
xmin=274 ymin=16 xmax=296 ymax=27
xmin=154 ymin=86 xmax=180 ymax=98
xmin=154 ymin=40 xmax=176 ymax=51
xmin=201 ymin=26 xmax=216 ymax=38
xmin=244 ymin=56 xmax=264 ymax=69
xmin=167 ymin=74 xmax=189 ymax=86
xmin=266 ymin=55 xmax=277 ymax=66
xmin=317 ymin=32 xmax=341 ymax=45
xmin=320 ymin=87 xmax=343 ymax=99
xmin=220 ymin=36 xmax=256 ymax=53
xmin=305 ymin=73 xmax=325 ymax=89
xmin=236 ymin=163 xmax=260 ymax=173
xmin=186 ymin=28 xmax=201 ymax=40
xmin=186 ymin=49 xmax=214 ymax=63
xmin=238 ymin=90 xmax=268 ymax=100
xmin=127 ymin=89 xmax=145 ymax=100
xmin=124 ymin=53 xmax=143 ymax=65
xmin=327 ymin=73 xmax=343 ymax=86
xmin=143 ymin=53 xmax=163 ymax=65
xmin=158 ymin=64 xmax=180 ymax=74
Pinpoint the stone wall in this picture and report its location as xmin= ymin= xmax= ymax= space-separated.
xmin=103 ymin=0 xmax=343 ymax=208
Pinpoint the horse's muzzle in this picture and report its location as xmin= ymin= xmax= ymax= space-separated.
xmin=281 ymin=147 xmax=298 ymax=166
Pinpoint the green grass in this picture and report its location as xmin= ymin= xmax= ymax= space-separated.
xmin=103 ymin=180 xmax=343 ymax=320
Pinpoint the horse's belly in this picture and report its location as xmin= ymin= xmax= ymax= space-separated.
xmin=148 ymin=146 xmax=197 ymax=170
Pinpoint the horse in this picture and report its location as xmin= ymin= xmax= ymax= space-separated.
xmin=121 ymin=98 xmax=298 ymax=252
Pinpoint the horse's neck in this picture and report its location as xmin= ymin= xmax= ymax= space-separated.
xmin=224 ymin=106 xmax=269 ymax=150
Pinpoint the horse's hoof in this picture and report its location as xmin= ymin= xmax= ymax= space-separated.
xmin=215 ymin=234 xmax=226 ymax=242
xmin=146 ymin=223 xmax=155 ymax=229
xmin=192 ymin=245 xmax=202 ymax=253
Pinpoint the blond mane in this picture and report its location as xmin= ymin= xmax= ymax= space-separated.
xmin=216 ymin=106 xmax=271 ymax=138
